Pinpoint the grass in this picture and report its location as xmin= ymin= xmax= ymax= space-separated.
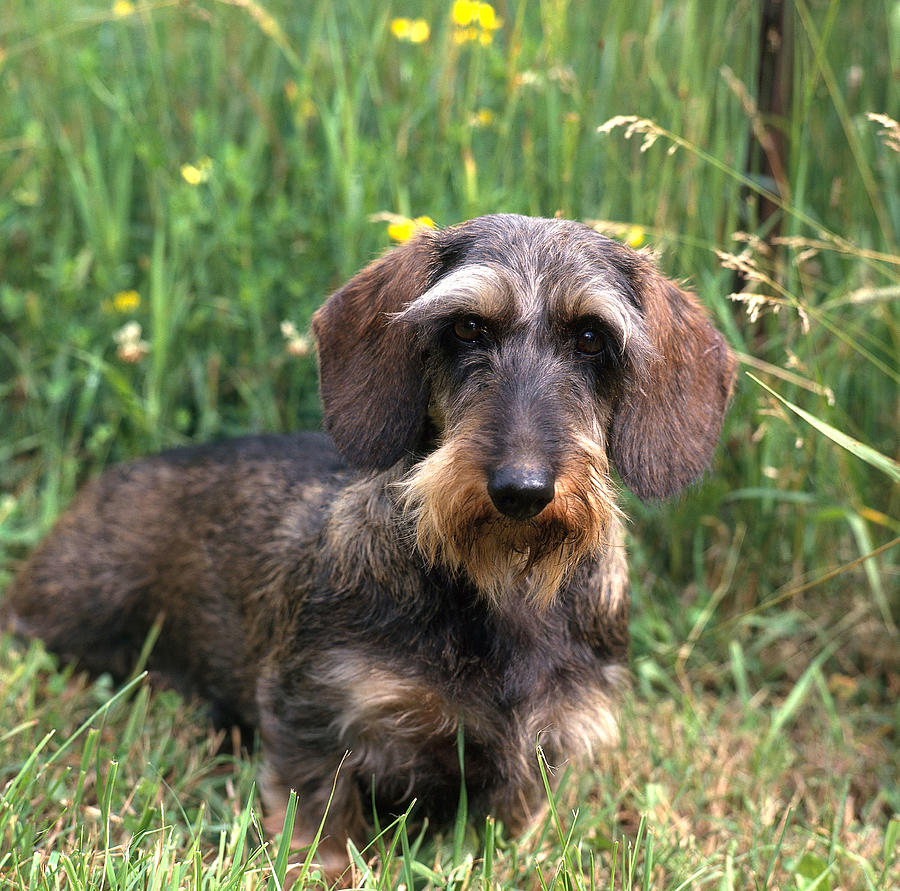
xmin=2 ymin=636 xmax=897 ymax=888
xmin=1 ymin=0 xmax=898 ymax=888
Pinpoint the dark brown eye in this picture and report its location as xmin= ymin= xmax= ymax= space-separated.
xmin=575 ymin=327 xmax=605 ymax=356
xmin=453 ymin=316 xmax=483 ymax=343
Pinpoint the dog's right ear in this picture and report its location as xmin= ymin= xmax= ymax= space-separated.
xmin=608 ymin=265 xmax=736 ymax=500
xmin=311 ymin=232 xmax=437 ymax=470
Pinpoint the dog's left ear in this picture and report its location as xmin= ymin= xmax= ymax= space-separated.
xmin=610 ymin=265 xmax=736 ymax=500
xmin=311 ymin=232 xmax=437 ymax=470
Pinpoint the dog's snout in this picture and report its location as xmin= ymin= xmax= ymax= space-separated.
xmin=487 ymin=466 xmax=555 ymax=520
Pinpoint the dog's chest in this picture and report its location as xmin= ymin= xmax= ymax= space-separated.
xmin=308 ymin=595 xmax=619 ymax=809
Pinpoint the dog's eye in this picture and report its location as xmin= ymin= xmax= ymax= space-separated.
xmin=452 ymin=316 xmax=485 ymax=344
xmin=575 ymin=327 xmax=605 ymax=356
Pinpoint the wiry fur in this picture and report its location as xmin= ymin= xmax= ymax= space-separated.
xmin=394 ymin=427 xmax=621 ymax=607
xmin=1 ymin=215 xmax=735 ymax=882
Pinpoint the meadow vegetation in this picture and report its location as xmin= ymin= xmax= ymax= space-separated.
xmin=0 ymin=0 xmax=898 ymax=888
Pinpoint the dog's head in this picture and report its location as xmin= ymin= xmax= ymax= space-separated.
xmin=312 ymin=215 xmax=735 ymax=603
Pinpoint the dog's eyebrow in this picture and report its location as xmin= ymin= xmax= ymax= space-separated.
xmin=392 ymin=262 xmax=655 ymax=367
xmin=390 ymin=264 xmax=516 ymax=326
xmin=548 ymin=277 xmax=654 ymax=362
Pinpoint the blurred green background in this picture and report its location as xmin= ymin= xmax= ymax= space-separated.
xmin=0 ymin=0 xmax=898 ymax=887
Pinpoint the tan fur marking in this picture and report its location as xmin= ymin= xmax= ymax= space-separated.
xmin=312 ymin=651 xmax=459 ymax=743
xmin=394 ymin=263 xmax=652 ymax=358
xmin=526 ymin=669 xmax=625 ymax=763
xmin=395 ymin=424 xmax=621 ymax=607
xmin=546 ymin=279 xmax=653 ymax=361
xmin=392 ymin=264 xmax=512 ymax=323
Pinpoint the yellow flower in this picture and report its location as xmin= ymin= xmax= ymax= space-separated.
xmin=180 ymin=157 xmax=213 ymax=185
xmin=391 ymin=17 xmax=412 ymax=39
xmin=391 ymin=17 xmax=430 ymax=43
xmin=387 ymin=215 xmax=437 ymax=242
xmin=452 ymin=2 xmax=501 ymax=44
xmin=408 ymin=19 xmax=430 ymax=43
xmin=181 ymin=164 xmax=205 ymax=185
xmin=112 ymin=289 xmax=141 ymax=312
xmin=625 ymin=225 xmax=646 ymax=248
xmin=476 ymin=3 xmax=499 ymax=30
xmin=471 ymin=108 xmax=495 ymax=127
xmin=112 ymin=0 xmax=135 ymax=17
xmin=452 ymin=0 xmax=476 ymax=26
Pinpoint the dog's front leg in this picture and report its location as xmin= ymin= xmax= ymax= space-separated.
xmin=255 ymin=662 xmax=369 ymax=885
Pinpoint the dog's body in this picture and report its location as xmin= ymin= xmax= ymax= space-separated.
xmin=2 ymin=215 xmax=735 ymax=873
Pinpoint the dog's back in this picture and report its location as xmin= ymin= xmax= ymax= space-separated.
xmin=1 ymin=432 xmax=344 ymax=725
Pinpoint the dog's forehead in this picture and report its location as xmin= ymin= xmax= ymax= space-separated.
xmin=436 ymin=215 xmax=632 ymax=286
xmin=414 ymin=215 xmax=643 ymax=332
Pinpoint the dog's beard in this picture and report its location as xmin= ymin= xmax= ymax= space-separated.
xmin=394 ymin=433 xmax=621 ymax=607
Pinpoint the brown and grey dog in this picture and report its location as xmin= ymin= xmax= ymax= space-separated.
xmin=1 ymin=214 xmax=735 ymax=874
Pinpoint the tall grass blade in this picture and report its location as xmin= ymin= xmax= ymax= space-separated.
xmin=764 ymin=641 xmax=839 ymax=749
xmin=882 ymin=816 xmax=900 ymax=887
xmin=453 ymin=720 xmax=468 ymax=864
xmin=267 ymin=789 xmax=297 ymax=890
xmin=749 ymin=375 xmax=900 ymax=483
xmin=763 ymin=808 xmax=793 ymax=891
xmin=482 ymin=815 xmax=495 ymax=891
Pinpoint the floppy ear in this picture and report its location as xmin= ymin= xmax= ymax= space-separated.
xmin=311 ymin=233 xmax=437 ymax=470
xmin=609 ymin=264 xmax=736 ymax=500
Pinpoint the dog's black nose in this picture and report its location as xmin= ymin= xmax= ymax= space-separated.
xmin=487 ymin=467 xmax=555 ymax=520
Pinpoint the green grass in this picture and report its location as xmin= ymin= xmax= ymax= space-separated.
xmin=1 ymin=0 xmax=899 ymax=888
xmin=2 ymin=635 xmax=897 ymax=889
